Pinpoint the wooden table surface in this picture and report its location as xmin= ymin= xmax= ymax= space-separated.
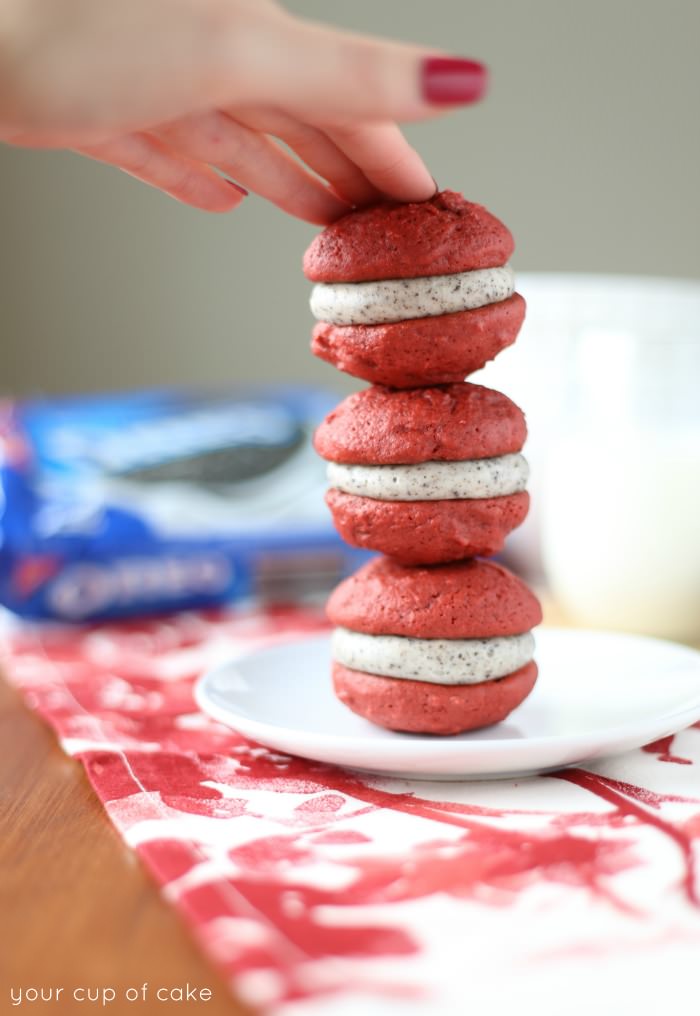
xmin=0 ymin=675 xmax=250 ymax=1015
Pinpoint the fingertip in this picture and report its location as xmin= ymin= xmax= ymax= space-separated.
xmin=420 ymin=57 xmax=488 ymax=106
xmin=312 ymin=194 xmax=354 ymax=225
xmin=397 ymin=172 xmax=439 ymax=204
xmin=329 ymin=122 xmax=436 ymax=205
xmin=226 ymin=179 xmax=248 ymax=197
xmin=212 ymin=179 xmax=247 ymax=213
xmin=177 ymin=179 xmax=247 ymax=213
xmin=308 ymin=193 xmax=353 ymax=223
xmin=382 ymin=178 xmax=437 ymax=205
xmin=219 ymin=193 xmax=247 ymax=213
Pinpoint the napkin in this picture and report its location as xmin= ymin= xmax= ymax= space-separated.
xmin=2 ymin=606 xmax=699 ymax=1015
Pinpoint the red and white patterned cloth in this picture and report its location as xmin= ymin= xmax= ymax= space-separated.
xmin=2 ymin=605 xmax=699 ymax=1015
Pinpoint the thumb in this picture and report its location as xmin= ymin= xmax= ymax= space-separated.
xmin=219 ymin=9 xmax=487 ymax=126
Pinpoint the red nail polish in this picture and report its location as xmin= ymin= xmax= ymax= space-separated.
xmin=421 ymin=57 xmax=488 ymax=105
xmin=227 ymin=180 xmax=248 ymax=196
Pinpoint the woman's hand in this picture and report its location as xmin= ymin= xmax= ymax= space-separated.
xmin=0 ymin=0 xmax=486 ymax=222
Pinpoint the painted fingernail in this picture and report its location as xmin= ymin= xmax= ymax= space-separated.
xmin=421 ymin=57 xmax=488 ymax=105
xmin=227 ymin=180 xmax=248 ymax=196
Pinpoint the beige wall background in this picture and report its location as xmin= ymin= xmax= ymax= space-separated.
xmin=1 ymin=0 xmax=699 ymax=398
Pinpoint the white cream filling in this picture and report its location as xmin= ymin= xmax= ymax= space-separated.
xmin=327 ymin=454 xmax=528 ymax=501
xmin=310 ymin=265 xmax=515 ymax=325
xmin=332 ymin=628 xmax=535 ymax=684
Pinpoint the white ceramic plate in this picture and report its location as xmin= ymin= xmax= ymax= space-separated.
xmin=195 ymin=628 xmax=700 ymax=780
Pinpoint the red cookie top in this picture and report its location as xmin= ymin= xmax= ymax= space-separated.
xmin=314 ymin=383 xmax=526 ymax=464
xmin=303 ymin=191 xmax=514 ymax=283
xmin=328 ymin=557 xmax=542 ymax=639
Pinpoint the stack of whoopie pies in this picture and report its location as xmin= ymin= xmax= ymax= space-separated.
xmin=304 ymin=191 xmax=541 ymax=735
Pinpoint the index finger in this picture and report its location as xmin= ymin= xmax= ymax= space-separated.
xmin=325 ymin=122 xmax=436 ymax=204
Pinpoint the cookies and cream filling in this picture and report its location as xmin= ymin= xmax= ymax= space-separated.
xmin=310 ymin=265 xmax=515 ymax=325
xmin=327 ymin=453 xmax=528 ymax=501
xmin=332 ymin=628 xmax=535 ymax=684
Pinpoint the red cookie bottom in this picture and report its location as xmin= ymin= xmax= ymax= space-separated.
xmin=312 ymin=294 xmax=525 ymax=388
xmin=326 ymin=489 xmax=529 ymax=565
xmin=333 ymin=660 xmax=538 ymax=735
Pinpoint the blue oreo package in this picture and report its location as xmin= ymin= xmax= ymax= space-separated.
xmin=0 ymin=386 xmax=367 ymax=621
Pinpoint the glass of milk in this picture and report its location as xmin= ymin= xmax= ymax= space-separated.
xmin=475 ymin=274 xmax=700 ymax=642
